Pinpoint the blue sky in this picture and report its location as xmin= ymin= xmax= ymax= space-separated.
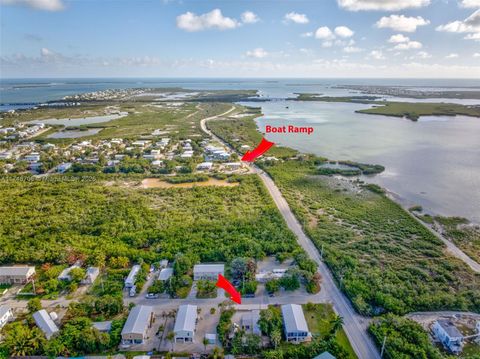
xmin=1 ymin=0 xmax=480 ymax=77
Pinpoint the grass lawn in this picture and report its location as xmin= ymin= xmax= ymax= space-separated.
xmin=303 ymin=303 xmax=357 ymax=359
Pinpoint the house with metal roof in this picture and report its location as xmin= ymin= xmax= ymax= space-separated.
xmin=93 ymin=320 xmax=112 ymax=333
xmin=313 ymin=352 xmax=337 ymax=359
xmin=33 ymin=310 xmax=59 ymax=340
xmin=57 ymin=262 xmax=81 ymax=281
xmin=241 ymin=310 xmax=261 ymax=335
xmin=0 ymin=266 xmax=35 ymax=284
xmin=174 ymin=304 xmax=197 ymax=342
xmin=281 ymin=304 xmax=311 ymax=343
xmin=158 ymin=268 xmax=173 ymax=281
xmin=433 ymin=320 xmax=464 ymax=354
xmin=0 ymin=306 xmax=13 ymax=329
xmin=121 ymin=305 xmax=153 ymax=346
xmin=125 ymin=264 xmax=141 ymax=289
xmin=193 ymin=264 xmax=224 ymax=281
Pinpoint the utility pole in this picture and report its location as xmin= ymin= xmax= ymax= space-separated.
xmin=380 ymin=335 xmax=387 ymax=358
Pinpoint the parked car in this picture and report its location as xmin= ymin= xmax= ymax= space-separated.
xmin=145 ymin=293 xmax=159 ymax=299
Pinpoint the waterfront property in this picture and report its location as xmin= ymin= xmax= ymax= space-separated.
xmin=0 ymin=266 xmax=35 ymax=284
xmin=281 ymin=304 xmax=311 ymax=343
xmin=0 ymin=306 xmax=13 ymax=329
xmin=33 ymin=309 xmax=59 ymax=340
xmin=121 ymin=305 xmax=153 ymax=346
xmin=193 ymin=264 xmax=224 ymax=281
xmin=125 ymin=264 xmax=141 ymax=289
xmin=174 ymin=304 xmax=198 ymax=343
xmin=433 ymin=319 xmax=464 ymax=354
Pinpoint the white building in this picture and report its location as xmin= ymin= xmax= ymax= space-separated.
xmin=255 ymin=269 xmax=287 ymax=283
xmin=125 ymin=264 xmax=141 ymax=288
xmin=193 ymin=264 xmax=224 ymax=281
xmin=33 ymin=310 xmax=59 ymax=340
xmin=81 ymin=267 xmax=100 ymax=285
xmin=57 ymin=262 xmax=81 ymax=281
xmin=0 ymin=306 xmax=13 ymax=329
xmin=24 ymin=152 xmax=41 ymax=162
xmin=0 ymin=266 xmax=35 ymax=284
xmin=174 ymin=304 xmax=197 ymax=342
xmin=281 ymin=304 xmax=311 ymax=343
xmin=158 ymin=268 xmax=173 ymax=281
xmin=433 ymin=320 xmax=464 ymax=354
xmin=121 ymin=305 xmax=153 ymax=346
xmin=196 ymin=162 xmax=213 ymax=171
xmin=241 ymin=310 xmax=261 ymax=335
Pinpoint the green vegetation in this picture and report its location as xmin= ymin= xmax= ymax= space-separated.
xmin=217 ymin=307 xmax=235 ymax=345
xmin=0 ymin=175 xmax=300 ymax=265
xmin=369 ymin=315 xmax=443 ymax=359
xmin=356 ymin=102 xmax=480 ymax=121
xmin=433 ymin=216 xmax=480 ymax=263
xmin=303 ymin=303 xmax=356 ymax=359
xmin=263 ymin=160 xmax=480 ymax=315
xmin=196 ymin=280 xmax=217 ymax=298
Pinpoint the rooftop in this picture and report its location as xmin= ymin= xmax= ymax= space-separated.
xmin=121 ymin=305 xmax=152 ymax=335
xmin=174 ymin=304 xmax=197 ymax=333
xmin=437 ymin=320 xmax=463 ymax=339
xmin=281 ymin=304 xmax=309 ymax=334
xmin=0 ymin=266 xmax=35 ymax=277
xmin=193 ymin=264 xmax=225 ymax=273
xmin=33 ymin=310 xmax=59 ymax=339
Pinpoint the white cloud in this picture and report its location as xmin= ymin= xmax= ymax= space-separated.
xmin=301 ymin=32 xmax=314 ymax=38
xmin=40 ymin=47 xmax=55 ymax=57
xmin=1 ymin=0 xmax=64 ymax=11
xmin=322 ymin=41 xmax=334 ymax=48
xmin=460 ymin=0 xmax=480 ymax=8
xmin=176 ymin=9 xmax=239 ymax=32
xmin=344 ymin=46 xmax=363 ymax=53
xmin=335 ymin=26 xmax=354 ymax=38
xmin=445 ymin=53 xmax=459 ymax=58
xmin=416 ymin=51 xmax=431 ymax=59
xmin=436 ymin=10 xmax=480 ymax=38
xmin=241 ymin=11 xmax=259 ymax=24
xmin=315 ymin=26 xmax=335 ymax=40
xmin=245 ymin=48 xmax=268 ymax=58
xmin=284 ymin=12 xmax=309 ymax=24
xmin=337 ymin=0 xmax=430 ymax=11
xmin=370 ymin=50 xmax=386 ymax=60
xmin=376 ymin=15 xmax=430 ymax=32
xmin=394 ymin=40 xmax=422 ymax=50
xmin=388 ymin=34 xmax=410 ymax=43
xmin=474 ymin=53 xmax=480 ymax=57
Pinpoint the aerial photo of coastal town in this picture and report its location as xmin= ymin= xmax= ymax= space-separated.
xmin=1 ymin=0 xmax=480 ymax=358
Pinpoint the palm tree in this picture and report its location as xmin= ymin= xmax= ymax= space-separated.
xmin=330 ymin=314 xmax=344 ymax=335
xmin=271 ymin=329 xmax=281 ymax=349
xmin=166 ymin=331 xmax=175 ymax=352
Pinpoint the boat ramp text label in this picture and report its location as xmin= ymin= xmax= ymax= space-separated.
xmin=265 ymin=125 xmax=314 ymax=135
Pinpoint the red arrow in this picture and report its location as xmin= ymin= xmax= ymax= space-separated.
xmin=241 ymin=137 xmax=275 ymax=162
xmin=216 ymin=274 xmax=242 ymax=304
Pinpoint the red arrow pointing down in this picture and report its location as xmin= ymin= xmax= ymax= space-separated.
xmin=241 ymin=137 xmax=275 ymax=162
xmin=216 ymin=274 xmax=242 ymax=304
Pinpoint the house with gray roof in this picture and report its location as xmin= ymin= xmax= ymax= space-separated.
xmin=33 ymin=309 xmax=59 ymax=340
xmin=281 ymin=304 xmax=311 ymax=343
xmin=174 ymin=304 xmax=197 ymax=342
xmin=121 ymin=305 xmax=153 ymax=346
xmin=313 ymin=352 xmax=336 ymax=359
xmin=0 ymin=266 xmax=35 ymax=284
xmin=193 ymin=264 xmax=224 ymax=281
xmin=433 ymin=319 xmax=464 ymax=354
xmin=125 ymin=264 xmax=141 ymax=289
xmin=0 ymin=306 xmax=13 ymax=329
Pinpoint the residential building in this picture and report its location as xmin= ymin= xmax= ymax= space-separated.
xmin=158 ymin=268 xmax=173 ymax=281
xmin=433 ymin=320 xmax=464 ymax=354
xmin=81 ymin=267 xmax=100 ymax=285
xmin=57 ymin=162 xmax=72 ymax=173
xmin=193 ymin=264 xmax=224 ymax=281
xmin=121 ymin=305 xmax=153 ymax=346
xmin=57 ymin=262 xmax=81 ymax=281
xmin=125 ymin=265 xmax=141 ymax=288
xmin=255 ymin=268 xmax=287 ymax=283
xmin=0 ymin=306 xmax=13 ymax=329
xmin=174 ymin=304 xmax=197 ymax=342
xmin=33 ymin=310 xmax=59 ymax=340
xmin=196 ymin=162 xmax=213 ymax=171
xmin=93 ymin=320 xmax=112 ymax=333
xmin=0 ymin=266 xmax=35 ymax=284
xmin=313 ymin=352 xmax=337 ymax=359
xmin=24 ymin=152 xmax=41 ymax=162
xmin=281 ymin=304 xmax=311 ymax=343
xmin=224 ymin=162 xmax=242 ymax=171
xmin=241 ymin=310 xmax=261 ymax=335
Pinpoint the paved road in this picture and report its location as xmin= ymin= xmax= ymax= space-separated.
xmin=201 ymin=109 xmax=381 ymax=359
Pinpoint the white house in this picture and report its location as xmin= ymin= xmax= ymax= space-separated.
xmin=193 ymin=264 xmax=224 ymax=281
xmin=33 ymin=310 xmax=59 ymax=340
xmin=0 ymin=266 xmax=36 ymax=284
xmin=281 ymin=304 xmax=311 ymax=343
xmin=196 ymin=162 xmax=213 ymax=171
xmin=24 ymin=152 xmax=41 ymax=163
xmin=81 ymin=267 xmax=100 ymax=285
xmin=241 ymin=310 xmax=261 ymax=335
xmin=57 ymin=262 xmax=81 ymax=281
xmin=433 ymin=320 xmax=464 ymax=354
xmin=0 ymin=306 xmax=13 ymax=329
xmin=121 ymin=305 xmax=153 ymax=346
xmin=174 ymin=304 xmax=197 ymax=342
xmin=125 ymin=264 xmax=141 ymax=288
xmin=158 ymin=268 xmax=173 ymax=281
